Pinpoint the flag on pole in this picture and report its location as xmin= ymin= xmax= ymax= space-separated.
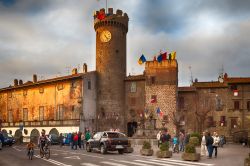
xmin=138 ymin=54 xmax=146 ymax=65
xmin=156 ymin=107 xmax=161 ymax=115
xmin=157 ymin=54 xmax=162 ymax=62
xmin=97 ymin=10 xmax=105 ymax=20
xmin=171 ymin=51 xmax=176 ymax=60
xmin=162 ymin=52 xmax=167 ymax=60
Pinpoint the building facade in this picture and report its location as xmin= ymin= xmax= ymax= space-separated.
xmin=0 ymin=8 xmax=249 ymax=141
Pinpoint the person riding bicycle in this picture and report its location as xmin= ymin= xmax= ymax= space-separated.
xmin=38 ymin=129 xmax=50 ymax=155
xmin=27 ymin=140 xmax=35 ymax=156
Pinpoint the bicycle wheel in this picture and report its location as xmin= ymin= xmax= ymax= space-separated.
xmin=45 ymin=149 xmax=50 ymax=159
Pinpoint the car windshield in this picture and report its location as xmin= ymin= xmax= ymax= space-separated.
xmin=107 ymin=132 xmax=127 ymax=138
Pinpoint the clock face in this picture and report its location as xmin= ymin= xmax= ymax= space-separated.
xmin=100 ymin=30 xmax=111 ymax=42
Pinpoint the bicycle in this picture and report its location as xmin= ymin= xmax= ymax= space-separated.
xmin=27 ymin=148 xmax=34 ymax=160
xmin=40 ymin=143 xmax=50 ymax=159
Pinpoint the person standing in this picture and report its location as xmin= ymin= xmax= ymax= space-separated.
xmin=78 ymin=132 xmax=82 ymax=149
xmin=179 ymin=131 xmax=185 ymax=152
xmin=59 ymin=133 xmax=64 ymax=147
xmin=200 ymin=131 xmax=207 ymax=156
xmin=206 ymin=132 xmax=214 ymax=159
xmin=85 ymin=129 xmax=91 ymax=142
xmin=156 ymin=131 xmax=162 ymax=147
xmin=212 ymin=132 xmax=220 ymax=158
xmin=73 ymin=132 xmax=78 ymax=150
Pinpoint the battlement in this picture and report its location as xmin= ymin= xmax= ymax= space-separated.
xmin=145 ymin=60 xmax=178 ymax=69
xmin=94 ymin=8 xmax=129 ymax=32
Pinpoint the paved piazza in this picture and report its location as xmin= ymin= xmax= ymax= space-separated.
xmin=0 ymin=144 xmax=249 ymax=166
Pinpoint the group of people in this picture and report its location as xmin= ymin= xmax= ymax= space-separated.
xmin=65 ymin=129 xmax=92 ymax=150
xmin=156 ymin=130 xmax=189 ymax=153
xmin=200 ymin=131 xmax=221 ymax=159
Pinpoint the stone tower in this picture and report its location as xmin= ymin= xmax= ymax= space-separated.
xmin=94 ymin=8 xmax=129 ymax=132
xmin=144 ymin=60 xmax=178 ymax=136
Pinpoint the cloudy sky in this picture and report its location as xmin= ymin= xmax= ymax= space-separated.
xmin=0 ymin=0 xmax=250 ymax=88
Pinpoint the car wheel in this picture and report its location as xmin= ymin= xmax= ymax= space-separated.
xmin=86 ymin=144 xmax=92 ymax=152
xmin=100 ymin=144 xmax=106 ymax=154
xmin=118 ymin=149 xmax=124 ymax=154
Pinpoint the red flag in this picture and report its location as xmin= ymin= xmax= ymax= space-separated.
xmin=161 ymin=52 xmax=167 ymax=60
xmin=97 ymin=10 xmax=105 ymax=20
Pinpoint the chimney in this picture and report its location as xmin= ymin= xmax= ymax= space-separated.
xmin=19 ymin=80 xmax=23 ymax=85
xmin=33 ymin=74 xmax=37 ymax=83
xmin=83 ymin=63 xmax=88 ymax=73
xmin=72 ymin=68 xmax=78 ymax=75
xmin=14 ymin=79 xmax=18 ymax=86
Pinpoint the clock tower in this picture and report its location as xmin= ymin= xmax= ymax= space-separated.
xmin=94 ymin=8 xmax=129 ymax=131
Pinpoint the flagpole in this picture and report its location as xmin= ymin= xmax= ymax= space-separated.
xmin=106 ymin=0 xmax=107 ymax=13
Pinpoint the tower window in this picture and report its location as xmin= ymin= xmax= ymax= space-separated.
xmin=234 ymin=101 xmax=240 ymax=110
xmin=151 ymin=76 xmax=156 ymax=84
xmin=88 ymin=80 xmax=91 ymax=90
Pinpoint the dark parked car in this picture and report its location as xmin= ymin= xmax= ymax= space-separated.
xmin=86 ymin=131 xmax=128 ymax=154
xmin=3 ymin=133 xmax=15 ymax=146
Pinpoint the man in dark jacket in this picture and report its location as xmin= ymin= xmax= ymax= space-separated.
xmin=206 ymin=132 xmax=214 ymax=159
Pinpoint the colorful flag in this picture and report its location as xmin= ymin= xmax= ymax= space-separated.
xmin=97 ymin=10 xmax=105 ymax=20
xmin=168 ymin=53 xmax=171 ymax=60
xmin=160 ymin=111 xmax=164 ymax=117
xmin=138 ymin=54 xmax=146 ymax=65
xmin=162 ymin=52 xmax=167 ymax=60
xmin=171 ymin=51 xmax=176 ymax=60
xmin=156 ymin=107 xmax=161 ymax=114
xmin=157 ymin=54 xmax=162 ymax=62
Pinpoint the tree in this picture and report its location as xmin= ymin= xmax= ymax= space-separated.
xmin=194 ymin=93 xmax=213 ymax=133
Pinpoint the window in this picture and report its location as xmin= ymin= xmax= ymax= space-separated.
xmin=57 ymin=105 xmax=64 ymax=120
xmin=39 ymin=88 xmax=44 ymax=93
xmin=23 ymin=108 xmax=28 ymax=121
xmin=57 ymin=84 xmax=63 ymax=90
xmin=71 ymin=81 xmax=77 ymax=88
xmin=178 ymin=97 xmax=184 ymax=109
xmin=130 ymin=97 xmax=136 ymax=106
xmin=234 ymin=101 xmax=240 ymax=110
xmin=151 ymin=76 xmax=156 ymax=84
xmin=8 ymin=92 xmax=12 ymax=98
xmin=88 ymin=80 xmax=91 ymax=90
xmin=151 ymin=95 xmax=157 ymax=103
xmin=39 ymin=106 xmax=44 ymax=121
xmin=130 ymin=82 xmax=136 ymax=93
xmin=71 ymin=105 xmax=79 ymax=119
xmin=23 ymin=90 xmax=27 ymax=96
xmin=247 ymin=101 xmax=250 ymax=111
xmin=220 ymin=116 xmax=226 ymax=127
xmin=216 ymin=97 xmax=223 ymax=111
xmin=8 ymin=110 xmax=13 ymax=122
xmin=207 ymin=116 xmax=215 ymax=127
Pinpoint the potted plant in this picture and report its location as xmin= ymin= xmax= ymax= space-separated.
xmin=156 ymin=141 xmax=172 ymax=158
xmin=140 ymin=140 xmax=154 ymax=156
xmin=182 ymin=137 xmax=200 ymax=161
xmin=244 ymin=153 xmax=250 ymax=166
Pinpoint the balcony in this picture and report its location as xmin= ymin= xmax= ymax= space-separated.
xmin=1 ymin=119 xmax=80 ymax=128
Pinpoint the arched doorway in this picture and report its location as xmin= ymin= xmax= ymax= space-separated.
xmin=14 ymin=129 xmax=23 ymax=144
xmin=127 ymin=121 xmax=137 ymax=137
xmin=49 ymin=128 xmax=59 ymax=136
xmin=30 ymin=129 xmax=40 ymax=144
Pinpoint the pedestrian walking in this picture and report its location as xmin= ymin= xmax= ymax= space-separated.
xmin=73 ymin=132 xmax=78 ymax=150
xmin=201 ymin=131 xmax=207 ymax=156
xmin=179 ymin=131 xmax=185 ymax=152
xmin=206 ymin=132 xmax=214 ymax=159
xmin=70 ymin=133 xmax=74 ymax=150
xmin=59 ymin=133 xmax=64 ymax=147
xmin=78 ymin=132 xmax=82 ymax=149
xmin=85 ymin=129 xmax=91 ymax=142
xmin=212 ymin=132 xmax=220 ymax=158
xmin=156 ymin=131 xmax=162 ymax=147
xmin=81 ymin=132 xmax=85 ymax=149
